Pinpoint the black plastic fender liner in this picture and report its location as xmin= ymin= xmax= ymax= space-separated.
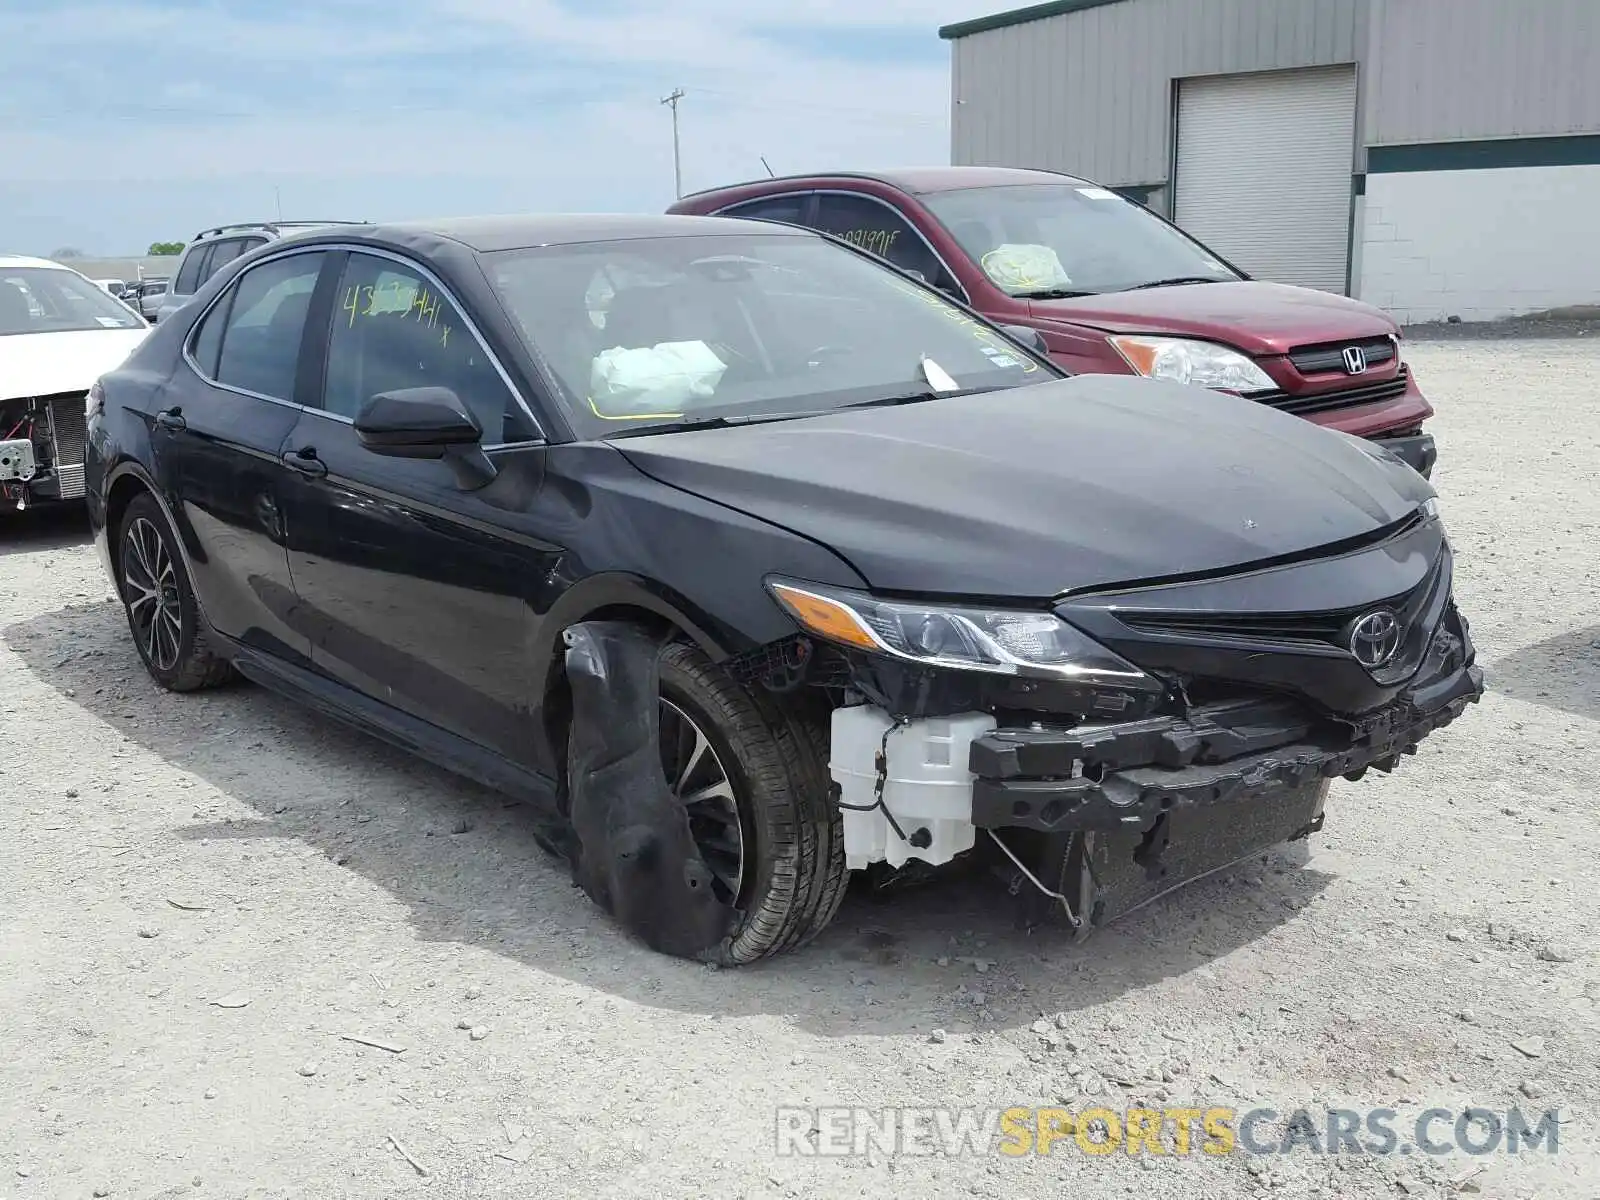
xmin=561 ymin=621 xmax=735 ymax=958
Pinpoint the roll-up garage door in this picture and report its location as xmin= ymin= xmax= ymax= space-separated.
xmin=1175 ymin=65 xmax=1358 ymax=294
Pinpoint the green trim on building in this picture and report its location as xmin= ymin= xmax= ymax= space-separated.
xmin=1368 ymin=134 xmax=1600 ymax=174
xmin=939 ymin=0 xmax=1131 ymax=40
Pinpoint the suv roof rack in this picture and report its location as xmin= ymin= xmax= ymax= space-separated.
xmin=190 ymin=219 xmax=370 ymax=241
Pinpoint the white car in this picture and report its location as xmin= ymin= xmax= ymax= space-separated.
xmin=1 ymin=256 xmax=150 ymax=511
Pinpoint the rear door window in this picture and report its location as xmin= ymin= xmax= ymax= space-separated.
xmin=210 ymin=252 xmax=327 ymax=402
xmin=200 ymin=238 xmax=246 ymax=284
xmin=811 ymin=194 xmax=961 ymax=296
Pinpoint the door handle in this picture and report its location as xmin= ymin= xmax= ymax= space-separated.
xmin=281 ymin=446 xmax=328 ymax=478
xmin=154 ymin=406 xmax=186 ymax=432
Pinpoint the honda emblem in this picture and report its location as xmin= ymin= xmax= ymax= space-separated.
xmin=1342 ymin=346 xmax=1367 ymax=374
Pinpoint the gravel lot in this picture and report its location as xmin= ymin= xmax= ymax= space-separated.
xmin=3 ymin=336 xmax=1597 ymax=1199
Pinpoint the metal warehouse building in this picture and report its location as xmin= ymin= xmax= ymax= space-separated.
xmin=941 ymin=0 xmax=1600 ymax=323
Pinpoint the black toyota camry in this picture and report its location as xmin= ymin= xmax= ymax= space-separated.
xmin=84 ymin=213 xmax=1483 ymax=963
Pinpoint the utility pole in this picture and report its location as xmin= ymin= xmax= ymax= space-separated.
xmin=661 ymin=88 xmax=685 ymax=199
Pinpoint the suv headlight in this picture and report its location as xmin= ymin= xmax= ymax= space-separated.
xmin=1108 ymin=334 xmax=1276 ymax=394
xmin=767 ymin=579 xmax=1153 ymax=684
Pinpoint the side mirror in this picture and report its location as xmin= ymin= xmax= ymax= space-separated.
xmin=355 ymin=387 xmax=481 ymax=455
xmin=999 ymin=324 xmax=1049 ymax=356
xmin=354 ymin=386 xmax=497 ymax=490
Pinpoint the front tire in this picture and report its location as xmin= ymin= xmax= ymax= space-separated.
xmin=608 ymin=640 xmax=848 ymax=964
xmin=117 ymin=492 xmax=234 ymax=692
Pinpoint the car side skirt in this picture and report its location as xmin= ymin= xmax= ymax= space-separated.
xmin=220 ymin=635 xmax=563 ymax=818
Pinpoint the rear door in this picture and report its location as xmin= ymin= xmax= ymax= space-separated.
xmin=274 ymin=247 xmax=555 ymax=764
xmin=148 ymin=246 xmax=334 ymax=666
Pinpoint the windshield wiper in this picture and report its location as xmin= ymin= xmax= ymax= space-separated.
xmin=839 ymin=386 xmax=1004 ymax=411
xmin=1011 ymin=287 xmax=1096 ymax=299
xmin=605 ymin=386 xmax=1006 ymax=437
xmin=605 ymin=410 xmax=827 ymax=437
xmin=1122 ymin=276 xmax=1226 ymax=291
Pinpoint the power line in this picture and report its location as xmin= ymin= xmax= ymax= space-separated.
xmin=660 ymin=87 xmax=685 ymax=200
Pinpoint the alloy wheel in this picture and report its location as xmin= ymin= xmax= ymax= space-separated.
xmin=122 ymin=516 xmax=183 ymax=673
xmin=658 ymin=698 xmax=747 ymax=905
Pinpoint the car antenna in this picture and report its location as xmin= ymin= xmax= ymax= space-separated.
xmin=760 ymin=156 xmax=776 ymax=178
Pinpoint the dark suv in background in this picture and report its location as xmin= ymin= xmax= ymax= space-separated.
xmin=153 ymin=220 xmax=367 ymax=323
xmin=669 ymin=167 xmax=1436 ymax=477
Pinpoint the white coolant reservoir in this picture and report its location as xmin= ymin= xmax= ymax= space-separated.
xmin=829 ymin=705 xmax=997 ymax=871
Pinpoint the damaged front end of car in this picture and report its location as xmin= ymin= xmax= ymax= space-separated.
xmin=1 ymin=389 xmax=92 ymax=511
xmin=735 ymin=501 xmax=1484 ymax=934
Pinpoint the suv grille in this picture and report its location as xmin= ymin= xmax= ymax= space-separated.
xmin=45 ymin=393 xmax=89 ymax=498
xmin=1255 ymin=367 xmax=1411 ymax=417
xmin=1288 ymin=336 xmax=1397 ymax=375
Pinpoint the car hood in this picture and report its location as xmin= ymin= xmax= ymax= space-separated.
xmin=1030 ymin=281 xmax=1398 ymax=356
xmin=613 ymin=375 xmax=1434 ymax=599
xmin=0 ymin=328 xmax=151 ymax=402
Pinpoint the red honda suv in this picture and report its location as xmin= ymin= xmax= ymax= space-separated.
xmin=668 ymin=167 xmax=1436 ymax=477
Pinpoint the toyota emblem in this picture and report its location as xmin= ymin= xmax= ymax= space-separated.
xmin=1342 ymin=346 xmax=1368 ymax=374
xmin=1348 ymin=609 xmax=1403 ymax=668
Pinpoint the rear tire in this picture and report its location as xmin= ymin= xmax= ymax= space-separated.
xmin=658 ymin=642 xmax=848 ymax=965
xmin=117 ymin=492 xmax=235 ymax=692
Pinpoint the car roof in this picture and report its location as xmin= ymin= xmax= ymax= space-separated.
xmin=0 ymin=254 xmax=73 ymax=271
xmin=364 ymin=212 xmax=815 ymax=253
xmin=679 ymin=165 xmax=1093 ymax=201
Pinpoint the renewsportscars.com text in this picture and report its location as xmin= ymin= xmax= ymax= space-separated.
xmin=774 ymin=1105 xmax=1562 ymax=1159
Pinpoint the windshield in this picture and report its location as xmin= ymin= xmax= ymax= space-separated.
xmin=485 ymin=232 xmax=1053 ymax=438
xmin=0 ymin=267 xmax=147 ymax=336
xmin=922 ymin=184 xmax=1242 ymax=296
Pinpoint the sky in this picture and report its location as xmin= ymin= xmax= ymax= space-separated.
xmin=0 ymin=0 xmax=991 ymax=256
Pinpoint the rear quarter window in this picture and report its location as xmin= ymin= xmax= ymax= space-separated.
xmin=173 ymin=244 xmax=209 ymax=295
xmin=718 ymin=195 xmax=811 ymax=226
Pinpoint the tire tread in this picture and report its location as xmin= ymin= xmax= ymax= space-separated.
xmin=657 ymin=642 xmax=846 ymax=965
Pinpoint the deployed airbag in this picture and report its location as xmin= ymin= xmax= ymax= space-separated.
xmin=589 ymin=340 xmax=728 ymax=416
xmin=979 ymin=243 xmax=1073 ymax=291
xmin=562 ymin=621 xmax=734 ymax=957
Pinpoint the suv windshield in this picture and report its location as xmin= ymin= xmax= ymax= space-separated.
xmin=0 ymin=267 xmax=146 ymax=336
xmin=486 ymin=232 xmax=1052 ymax=438
xmin=922 ymin=184 xmax=1242 ymax=297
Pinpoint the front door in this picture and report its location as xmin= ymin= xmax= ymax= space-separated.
xmin=275 ymin=248 xmax=557 ymax=765
xmin=147 ymin=247 xmax=332 ymax=666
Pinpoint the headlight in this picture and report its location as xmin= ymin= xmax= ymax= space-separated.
xmin=767 ymin=579 xmax=1152 ymax=683
xmin=1108 ymin=334 xmax=1276 ymax=394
